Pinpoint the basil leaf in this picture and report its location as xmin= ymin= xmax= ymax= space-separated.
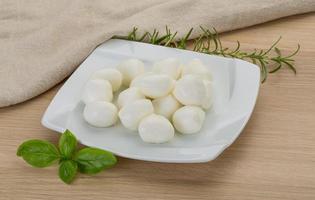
xmin=74 ymin=148 xmax=117 ymax=174
xmin=17 ymin=140 xmax=60 ymax=168
xmin=59 ymin=160 xmax=78 ymax=184
xmin=59 ymin=130 xmax=77 ymax=159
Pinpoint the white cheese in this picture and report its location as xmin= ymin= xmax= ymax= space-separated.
xmin=91 ymin=68 xmax=122 ymax=92
xmin=117 ymin=58 xmax=145 ymax=86
xmin=81 ymin=79 xmax=113 ymax=104
xmin=138 ymin=114 xmax=175 ymax=143
xmin=172 ymin=106 xmax=205 ymax=134
xmin=118 ymin=99 xmax=154 ymax=131
xmin=83 ymin=101 xmax=118 ymax=127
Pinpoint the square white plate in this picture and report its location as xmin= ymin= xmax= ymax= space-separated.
xmin=42 ymin=39 xmax=260 ymax=163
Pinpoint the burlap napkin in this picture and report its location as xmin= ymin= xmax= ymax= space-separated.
xmin=1 ymin=0 xmax=314 ymax=107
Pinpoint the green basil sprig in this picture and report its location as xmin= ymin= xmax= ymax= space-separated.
xmin=17 ymin=130 xmax=117 ymax=184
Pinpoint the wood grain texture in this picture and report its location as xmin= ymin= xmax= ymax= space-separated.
xmin=1 ymin=13 xmax=315 ymax=200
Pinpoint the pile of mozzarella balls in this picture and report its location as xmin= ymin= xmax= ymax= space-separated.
xmin=81 ymin=58 xmax=213 ymax=143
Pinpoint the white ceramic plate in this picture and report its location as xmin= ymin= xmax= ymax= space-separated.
xmin=42 ymin=39 xmax=260 ymax=163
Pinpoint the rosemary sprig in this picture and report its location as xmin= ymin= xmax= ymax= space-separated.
xmin=113 ymin=26 xmax=300 ymax=83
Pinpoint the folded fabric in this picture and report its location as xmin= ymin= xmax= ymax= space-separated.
xmin=1 ymin=0 xmax=314 ymax=107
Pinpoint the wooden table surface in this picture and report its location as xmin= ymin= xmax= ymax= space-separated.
xmin=1 ymin=13 xmax=315 ymax=200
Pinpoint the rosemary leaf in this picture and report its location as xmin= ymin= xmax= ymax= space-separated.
xmin=113 ymin=26 xmax=300 ymax=83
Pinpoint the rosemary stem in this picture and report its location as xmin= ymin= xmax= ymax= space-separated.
xmin=113 ymin=26 xmax=300 ymax=83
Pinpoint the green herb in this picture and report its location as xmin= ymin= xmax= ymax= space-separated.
xmin=113 ymin=26 xmax=300 ymax=83
xmin=75 ymin=148 xmax=117 ymax=174
xmin=59 ymin=129 xmax=77 ymax=160
xmin=59 ymin=160 xmax=78 ymax=184
xmin=17 ymin=130 xmax=117 ymax=184
xmin=17 ymin=140 xmax=60 ymax=168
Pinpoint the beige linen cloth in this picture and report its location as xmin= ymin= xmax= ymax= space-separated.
xmin=1 ymin=0 xmax=315 ymax=107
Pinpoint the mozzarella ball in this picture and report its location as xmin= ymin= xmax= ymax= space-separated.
xmin=182 ymin=58 xmax=212 ymax=81
xmin=130 ymin=72 xmax=155 ymax=88
xmin=81 ymin=79 xmax=113 ymax=104
xmin=173 ymin=75 xmax=206 ymax=106
xmin=138 ymin=114 xmax=175 ymax=143
xmin=136 ymin=74 xmax=175 ymax=98
xmin=117 ymin=87 xmax=145 ymax=109
xmin=153 ymin=58 xmax=182 ymax=79
xmin=117 ymin=58 xmax=145 ymax=86
xmin=118 ymin=99 xmax=154 ymax=131
xmin=152 ymin=94 xmax=181 ymax=119
xmin=83 ymin=101 xmax=118 ymax=127
xmin=90 ymin=68 xmax=122 ymax=91
xmin=172 ymin=106 xmax=205 ymax=134
xmin=202 ymin=81 xmax=213 ymax=110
